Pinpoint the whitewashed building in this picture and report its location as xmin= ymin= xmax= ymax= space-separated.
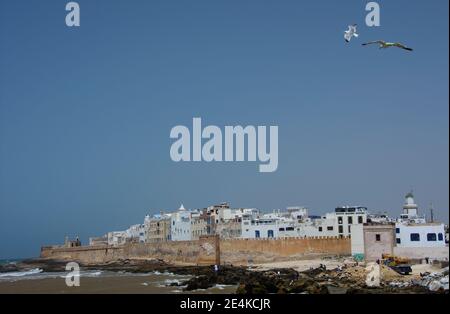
xmin=171 ymin=204 xmax=192 ymax=241
xmin=107 ymin=231 xmax=128 ymax=246
xmin=241 ymin=206 xmax=367 ymax=239
xmin=395 ymin=192 xmax=446 ymax=248
xmin=395 ymin=223 xmax=446 ymax=247
xmin=126 ymin=224 xmax=146 ymax=243
xmin=314 ymin=206 xmax=368 ymax=237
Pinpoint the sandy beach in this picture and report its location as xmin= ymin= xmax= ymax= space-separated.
xmin=0 ymin=272 xmax=236 ymax=294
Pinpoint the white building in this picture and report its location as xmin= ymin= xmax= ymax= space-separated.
xmin=395 ymin=192 xmax=446 ymax=248
xmin=240 ymin=206 xmax=367 ymax=239
xmin=107 ymin=231 xmax=127 ymax=246
xmin=398 ymin=191 xmax=426 ymax=224
xmin=171 ymin=204 xmax=192 ymax=241
xmin=350 ymin=192 xmax=449 ymax=262
xmin=126 ymin=224 xmax=145 ymax=243
xmin=241 ymin=216 xmax=280 ymax=239
xmin=315 ymin=206 xmax=368 ymax=237
xmin=395 ymin=223 xmax=446 ymax=248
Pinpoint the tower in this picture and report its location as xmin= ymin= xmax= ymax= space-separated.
xmin=402 ymin=190 xmax=418 ymax=217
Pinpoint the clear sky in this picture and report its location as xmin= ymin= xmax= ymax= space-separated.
xmin=0 ymin=0 xmax=448 ymax=259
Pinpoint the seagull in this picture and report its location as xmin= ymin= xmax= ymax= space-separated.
xmin=344 ymin=24 xmax=359 ymax=42
xmin=362 ymin=40 xmax=413 ymax=51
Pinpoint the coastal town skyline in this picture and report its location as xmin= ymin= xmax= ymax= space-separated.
xmin=1 ymin=0 xmax=448 ymax=261
xmin=86 ymin=190 xmax=447 ymax=248
xmin=3 ymin=190 xmax=448 ymax=259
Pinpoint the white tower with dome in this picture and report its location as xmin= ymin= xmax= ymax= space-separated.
xmin=402 ymin=191 xmax=419 ymax=217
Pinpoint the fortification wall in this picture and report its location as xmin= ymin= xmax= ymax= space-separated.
xmin=41 ymin=236 xmax=351 ymax=266
xmin=220 ymin=237 xmax=351 ymax=264
xmin=40 ymin=236 xmax=219 ymax=265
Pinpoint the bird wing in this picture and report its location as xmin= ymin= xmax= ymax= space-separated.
xmin=344 ymin=32 xmax=352 ymax=42
xmin=393 ymin=42 xmax=413 ymax=51
xmin=362 ymin=40 xmax=384 ymax=46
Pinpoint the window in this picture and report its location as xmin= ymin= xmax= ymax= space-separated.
xmin=438 ymin=233 xmax=444 ymax=241
xmin=375 ymin=234 xmax=381 ymax=242
xmin=348 ymin=226 xmax=351 ymax=233
xmin=358 ymin=216 xmax=363 ymax=224
xmin=410 ymin=233 xmax=420 ymax=241
xmin=327 ymin=226 xmax=333 ymax=231
xmin=286 ymin=227 xmax=294 ymax=231
xmin=396 ymin=238 xmax=401 ymax=244
xmin=348 ymin=216 xmax=353 ymax=224
xmin=268 ymin=230 xmax=274 ymax=238
xmin=318 ymin=227 xmax=323 ymax=232
xmin=338 ymin=226 xmax=343 ymax=234
xmin=396 ymin=228 xmax=400 ymax=234
xmin=338 ymin=217 xmax=343 ymax=224
xmin=279 ymin=228 xmax=285 ymax=231
xmin=255 ymin=230 xmax=260 ymax=238
xmin=427 ymin=233 xmax=437 ymax=241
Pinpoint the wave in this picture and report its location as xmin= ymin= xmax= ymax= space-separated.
xmin=0 ymin=268 xmax=43 ymax=278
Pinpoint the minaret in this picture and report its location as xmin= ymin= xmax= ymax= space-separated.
xmin=403 ymin=190 xmax=418 ymax=217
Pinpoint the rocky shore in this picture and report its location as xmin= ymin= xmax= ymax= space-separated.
xmin=1 ymin=258 xmax=447 ymax=294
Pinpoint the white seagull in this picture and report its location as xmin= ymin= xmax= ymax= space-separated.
xmin=344 ymin=24 xmax=358 ymax=42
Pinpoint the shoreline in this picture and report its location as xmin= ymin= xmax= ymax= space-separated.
xmin=0 ymin=257 xmax=447 ymax=294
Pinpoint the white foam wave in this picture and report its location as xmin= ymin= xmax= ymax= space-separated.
xmin=0 ymin=268 xmax=43 ymax=278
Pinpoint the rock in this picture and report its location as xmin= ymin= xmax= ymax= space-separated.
xmin=0 ymin=263 xmax=19 ymax=273
xmin=428 ymin=280 xmax=442 ymax=292
xmin=365 ymin=263 xmax=381 ymax=287
xmin=184 ymin=275 xmax=214 ymax=291
xmin=327 ymin=285 xmax=348 ymax=294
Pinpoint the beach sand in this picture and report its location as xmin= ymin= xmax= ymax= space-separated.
xmin=0 ymin=273 xmax=236 ymax=294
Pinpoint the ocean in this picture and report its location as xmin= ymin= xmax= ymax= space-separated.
xmin=0 ymin=267 xmax=237 ymax=294
xmin=0 ymin=258 xmax=25 ymax=265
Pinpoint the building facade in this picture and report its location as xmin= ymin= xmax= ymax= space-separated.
xmin=146 ymin=213 xmax=172 ymax=242
xmin=362 ymin=223 xmax=396 ymax=262
xmin=171 ymin=204 xmax=192 ymax=241
xmin=191 ymin=211 xmax=208 ymax=240
xmin=395 ymin=192 xmax=446 ymax=248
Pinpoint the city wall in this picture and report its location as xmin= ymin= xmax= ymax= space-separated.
xmin=40 ymin=236 xmax=219 ymax=265
xmin=41 ymin=236 xmax=351 ymax=266
xmin=221 ymin=237 xmax=351 ymax=264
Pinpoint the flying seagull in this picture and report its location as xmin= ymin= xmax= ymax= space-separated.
xmin=344 ymin=24 xmax=358 ymax=42
xmin=362 ymin=40 xmax=413 ymax=51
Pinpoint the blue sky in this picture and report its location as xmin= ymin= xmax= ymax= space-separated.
xmin=0 ymin=0 xmax=448 ymax=259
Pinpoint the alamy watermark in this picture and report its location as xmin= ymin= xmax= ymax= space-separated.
xmin=65 ymin=2 xmax=80 ymax=27
xmin=63 ymin=2 xmax=380 ymax=29
xmin=365 ymin=2 xmax=381 ymax=27
xmin=65 ymin=262 xmax=80 ymax=287
xmin=170 ymin=118 xmax=278 ymax=173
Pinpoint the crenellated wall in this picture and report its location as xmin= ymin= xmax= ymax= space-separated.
xmin=40 ymin=235 xmax=220 ymax=265
xmin=41 ymin=236 xmax=350 ymax=265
